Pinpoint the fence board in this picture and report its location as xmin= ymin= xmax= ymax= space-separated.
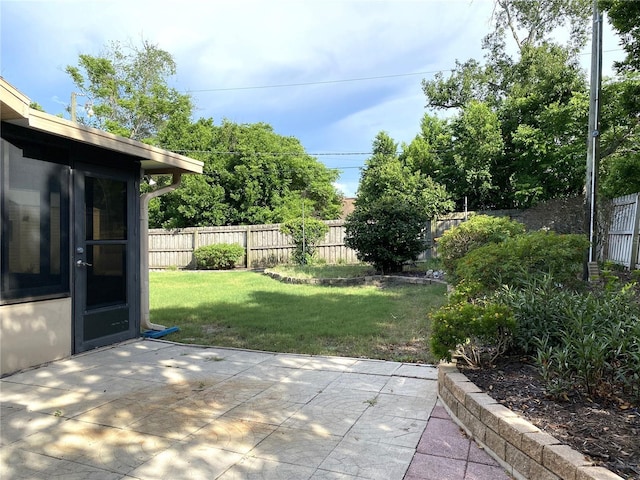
xmin=606 ymin=193 xmax=640 ymax=269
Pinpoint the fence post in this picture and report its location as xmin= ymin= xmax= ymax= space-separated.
xmin=431 ymin=218 xmax=438 ymax=258
xmin=192 ymin=229 xmax=199 ymax=268
xmin=245 ymin=226 xmax=252 ymax=268
xmin=630 ymin=194 xmax=640 ymax=270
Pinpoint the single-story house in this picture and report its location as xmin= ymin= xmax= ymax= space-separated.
xmin=1 ymin=78 xmax=203 ymax=376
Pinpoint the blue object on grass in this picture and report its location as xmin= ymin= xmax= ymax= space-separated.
xmin=142 ymin=326 xmax=180 ymax=338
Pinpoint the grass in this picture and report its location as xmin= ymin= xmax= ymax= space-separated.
xmin=150 ymin=270 xmax=447 ymax=363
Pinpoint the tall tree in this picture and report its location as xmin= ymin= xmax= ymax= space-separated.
xmin=449 ymin=100 xmax=504 ymax=209
xmin=153 ymin=119 xmax=343 ymax=228
xmin=487 ymin=0 xmax=591 ymax=54
xmin=66 ymin=39 xmax=192 ymax=142
xmin=345 ymin=132 xmax=454 ymax=273
xmin=600 ymin=0 xmax=640 ymax=72
xmin=598 ymin=0 xmax=640 ymax=197
xmin=420 ymin=1 xmax=592 ymax=209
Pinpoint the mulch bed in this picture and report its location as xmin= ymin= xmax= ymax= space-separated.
xmin=460 ymin=358 xmax=640 ymax=480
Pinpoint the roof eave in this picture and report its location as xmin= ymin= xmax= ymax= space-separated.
xmin=1 ymin=77 xmax=203 ymax=175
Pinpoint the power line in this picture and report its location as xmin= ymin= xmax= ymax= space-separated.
xmin=183 ymin=48 xmax=625 ymax=93
xmin=164 ymin=148 xmax=375 ymax=157
xmin=185 ymin=70 xmax=450 ymax=93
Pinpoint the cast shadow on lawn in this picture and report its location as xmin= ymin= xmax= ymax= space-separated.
xmin=152 ymin=286 xmax=445 ymax=362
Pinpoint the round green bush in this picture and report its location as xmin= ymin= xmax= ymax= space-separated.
xmin=193 ymin=243 xmax=245 ymax=270
xmin=437 ymin=215 xmax=525 ymax=278
xmin=429 ymin=300 xmax=515 ymax=364
xmin=454 ymin=231 xmax=589 ymax=295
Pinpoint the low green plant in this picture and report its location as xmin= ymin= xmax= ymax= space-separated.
xmin=437 ymin=215 xmax=525 ymax=278
xmin=280 ymin=217 xmax=329 ymax=265
xmin=193 ymin=243 xmax=245 ymax=270
xmin=454 ymin=231 xmax=589 ymax=295
xmin=429 ymin=300 xmax=515 ymax=367
xmin=498 ymin=280 xmax=640 ymax=402
xmin=495 ymin=276 xmax=577 ymax=353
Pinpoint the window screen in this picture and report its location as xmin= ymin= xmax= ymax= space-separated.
xmin=1 ymin=139 xmax=70 ymax=303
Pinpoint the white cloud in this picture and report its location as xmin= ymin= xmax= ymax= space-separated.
xmin=333 ymin=181 xmax=360 ymax=198
xmin=5 ymin=0 xmax=620 ymax=195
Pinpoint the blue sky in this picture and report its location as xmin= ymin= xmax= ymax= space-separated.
xmin=0 ymin=0 xmax=625 ymax=197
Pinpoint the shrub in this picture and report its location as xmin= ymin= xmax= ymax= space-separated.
xmin=280 ymin=217 xmax=329 ymax=265
xmin=497 ymin=280 xmax=640 ymax=402
xmin=430 ymin=300 xmax=515 ymax=366
xmin=494 ymin=276 xmax=576 ymax=353
xmin=345 ymin=198 xmax=430 ymax=273
xmin=437 ymin=215 xmax=525 ymax=278
xmin=454 ymin=231 xmax=589 ymax=295
xmin=193 ymin=243 xmax=245 ymax=270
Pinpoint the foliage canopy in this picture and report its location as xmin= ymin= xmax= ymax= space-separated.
xmin=344 ymin=132 xmax=454 ymax=273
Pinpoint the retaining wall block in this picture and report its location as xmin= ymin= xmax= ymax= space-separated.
xmin=480 ymin=402 xmax=518 ymax=434
xmin=576 ymin=466 xmax=629 ymax=480
xmin=484 ymin=427 xmax=507 ymax=461
xmin=457 ymin=403 xmax=486 ymax=443
xmin=506 ymin=442 xmax=534 ymax=479
xmin=543 ymin=444 xmax=593 ymax=480
xmin=448 ymin=376 xmax=483 ymax=404
xmin=464 ymin=391 xmax=499 ymax=419
xmin=437 ymin=366 xmax=626 ymax=480
xmin=499 ymin=414 xmax=542 ymax=450
xmin=521 ymin=431 xmax=562 ymax=464
xmin=529 ymin=461 xmax=562 ymax=480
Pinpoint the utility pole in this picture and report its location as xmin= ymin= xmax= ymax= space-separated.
xmin=584 ymin=0 xmax=603 ymax=281
xmin=70 ymin=92 xmax=77 ymax=122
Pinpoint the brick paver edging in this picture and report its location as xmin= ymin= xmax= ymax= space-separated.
xmin=437 ymin=363 xmax=624 ymax=480
xmin=263 ymin=269 xmax=447 ymax=286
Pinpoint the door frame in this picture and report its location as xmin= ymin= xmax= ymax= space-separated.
xmin=72 ymin=163 xmax=140 ymax=354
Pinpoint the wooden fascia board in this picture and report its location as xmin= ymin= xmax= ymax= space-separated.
xmin=0 ymin=79 xmax=31 ymax=120
xmin=25 ymin=110 xmax=203 ymax=174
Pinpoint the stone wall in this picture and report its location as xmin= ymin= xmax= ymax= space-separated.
xmin=438 ymin=364 xmax=624 ymax=480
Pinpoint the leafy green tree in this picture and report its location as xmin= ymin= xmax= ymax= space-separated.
xmin=345 ymin=132 xmax=454 ymax=273
xmin=450 ymin=101 xmax=504 ymax=209
xmin=600 ymin=154 xmax=640 ymax=198
xmin=400 ymin=114 xmax=452 ymax=179
xmin=500 ymin=44 xmax=589 ymax=206
xmin=420 ymin=1 xmax=592 ymax=209
xmin=280 ymin=217 xmax=329 ymax=265
xmin=153 ymin=119 xmax=342 ymax=227
xmin=487 ymin=0 xmax=591 ymax=54
xmin=598 ymin=1 xmax=640 ymax=197
xmin=600 ymin=0 xmax=640 ymax=72
xmin=66 ymin=39 xmax=193 ymax=142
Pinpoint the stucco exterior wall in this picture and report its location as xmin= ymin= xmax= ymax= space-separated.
xmin=0 ymin=298 xmax=72 ymax=376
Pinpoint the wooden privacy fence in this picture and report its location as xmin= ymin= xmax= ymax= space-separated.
xmin=149 ymin=220 xmax=358 ymax=269
xmin=606 ymin=193 xmax=640 ymax=269
xmin=148 ymin=210 xmax=522 ymax=270
xmin=148 ymin=196 xmax=640 ymax=270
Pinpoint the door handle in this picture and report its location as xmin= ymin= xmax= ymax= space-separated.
xmin=76 ymin=260 xmax=93 ymax=267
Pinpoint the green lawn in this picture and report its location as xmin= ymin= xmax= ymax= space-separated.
xmin=150 ymin=270 xmax=447 ymax=363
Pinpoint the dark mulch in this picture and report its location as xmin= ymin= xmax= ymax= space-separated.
xmin=461 ymin=358 xmax=640 ymax=480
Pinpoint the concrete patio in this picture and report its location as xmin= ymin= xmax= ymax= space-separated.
xmin=0 ymin=340 xmax=510 ymax=479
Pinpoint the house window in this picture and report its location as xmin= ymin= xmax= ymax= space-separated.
xmin=1 ymin=139 xmax=70 ymax=303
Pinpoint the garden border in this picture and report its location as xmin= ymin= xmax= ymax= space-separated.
xmin=263 ymin=269 xmax=448 ymax=286
xmin=438 ymin=363 xmax=624 ymax=480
